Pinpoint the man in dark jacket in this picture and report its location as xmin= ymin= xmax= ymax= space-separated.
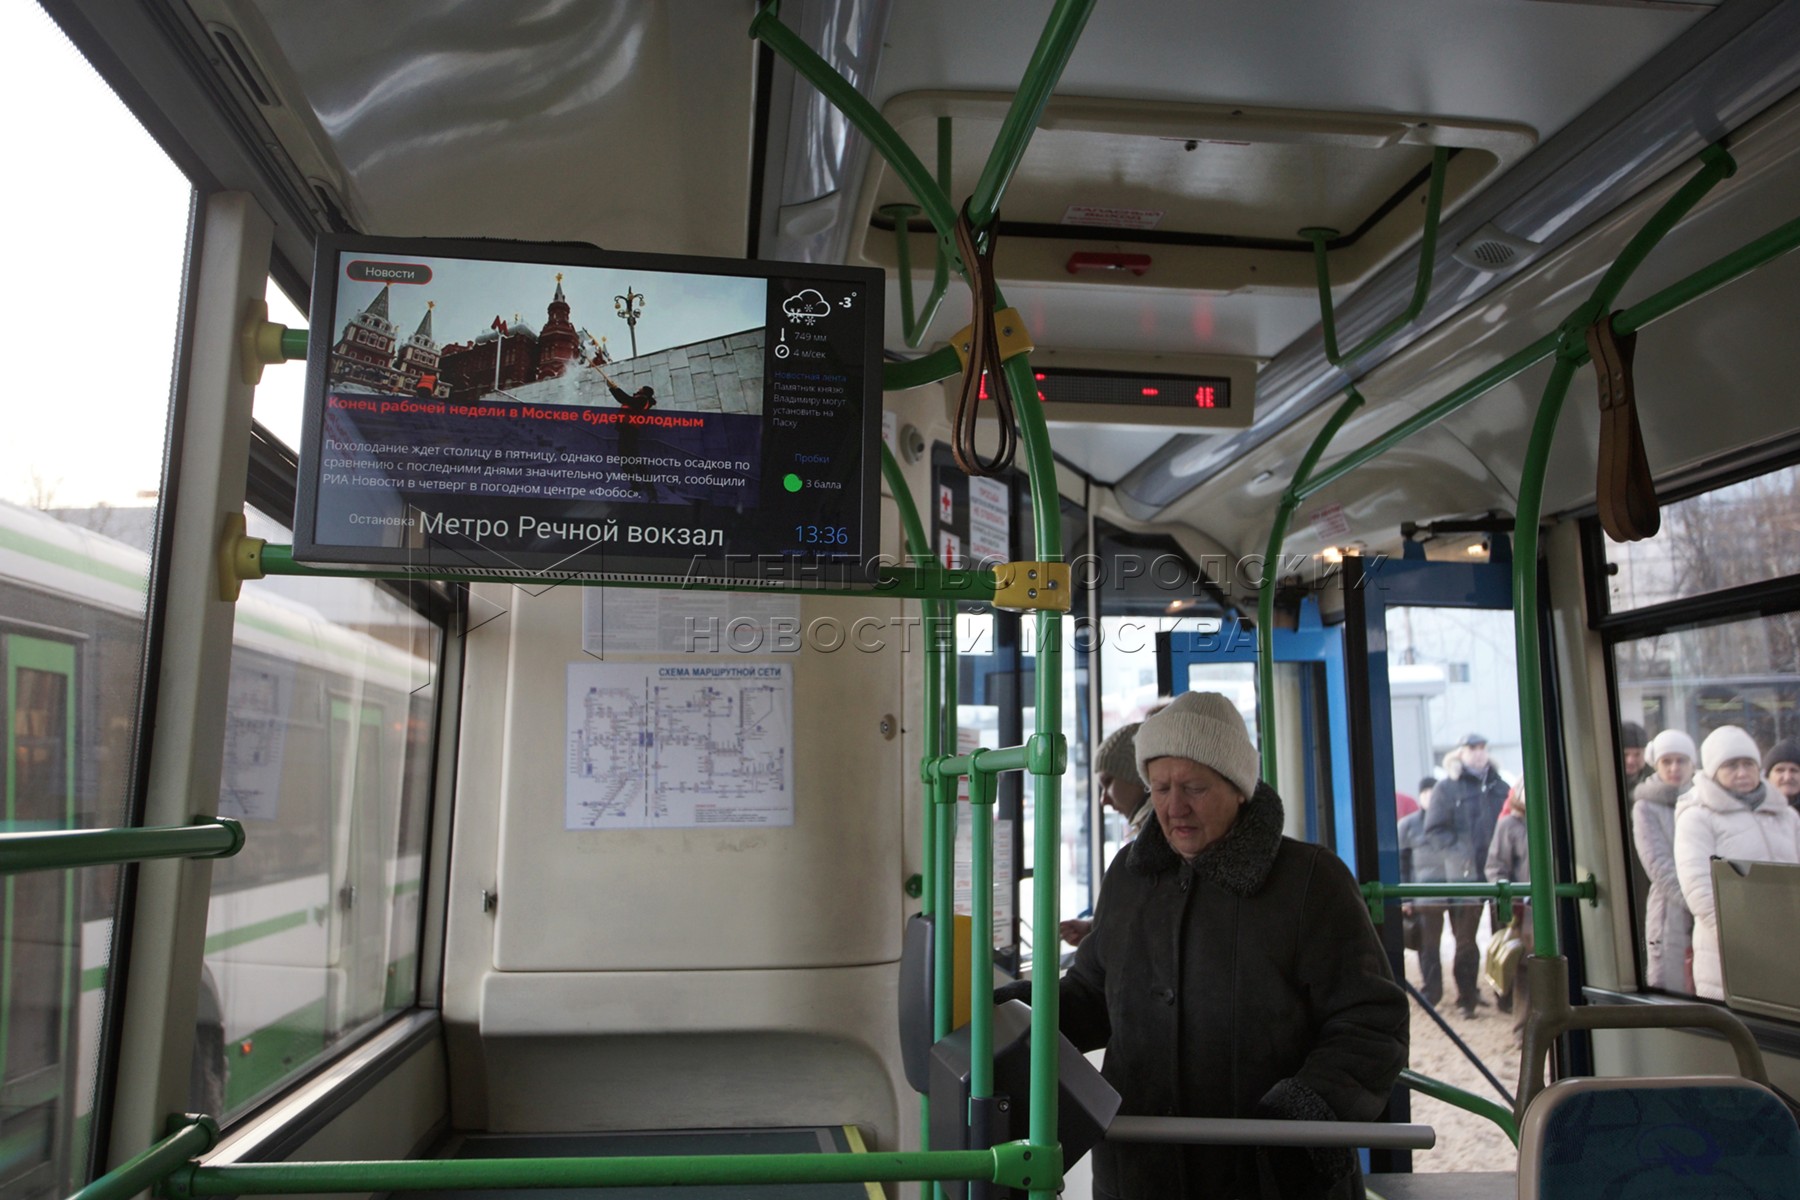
xmin=1006 ymin=692 xmax=1408 ymax=1199
xmin=1399 ymin=776 xmax=1449 ymax=1006
xmin=1423 ymin=733 xmax=1509 ymax=1016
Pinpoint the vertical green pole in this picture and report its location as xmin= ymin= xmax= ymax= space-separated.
xmin=883 ymin=443 xmax=940 ymax=1198
xmin=1513 ymin=144 xmax=1733 ymax=954
xmin=1255 ymin=389 xmax=1366 ymax=786
xmin=1513 ymin=358 xmax=1575 ymax=955
xmin=1003 ymin=350 xmax=1064 ymax=1198
xmin=968 ymin=763 xmax=995 ymax=1106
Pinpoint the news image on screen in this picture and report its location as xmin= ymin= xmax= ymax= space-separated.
xmin=294 ymin=237 xmax=881 ymax=584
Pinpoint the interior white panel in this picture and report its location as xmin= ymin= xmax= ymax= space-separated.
xmin=490 ymin=584 xmax=906 ymax=971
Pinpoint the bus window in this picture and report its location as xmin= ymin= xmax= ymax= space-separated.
xmin=194 ymin=506 xmax=440 ymax=1118
xmin=1595 ymin=458 xmax=1800 ymax=999
xmin=0 ymin=4 xmax=193 ymax=1193
xmin=1601 ymin=462 xmax=1800 ymax=614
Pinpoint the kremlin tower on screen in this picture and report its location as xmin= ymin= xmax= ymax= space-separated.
xmin=328 ymin=274 xmax=603 ymax=402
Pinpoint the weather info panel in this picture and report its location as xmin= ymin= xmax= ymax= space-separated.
xmin=293 ymin=235 xmax=882 ymax=584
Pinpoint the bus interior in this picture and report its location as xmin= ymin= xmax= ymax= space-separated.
xmin=8 ymin=1 xmax=1800 ymax=1198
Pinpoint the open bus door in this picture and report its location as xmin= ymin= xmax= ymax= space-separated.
xmin=1156 ymin=599 xmax=1354 ymax=867
xmin=2 ymin=635 xmax=78 ymax=1200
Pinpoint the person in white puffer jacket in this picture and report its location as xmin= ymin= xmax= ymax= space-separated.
xmin=1674 ymin=725 xmax=1800 ymax=999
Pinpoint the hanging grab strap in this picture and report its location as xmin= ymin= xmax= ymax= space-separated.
xmin=1587 ymin=313 xmax=1661 ymax=541
xmin=950 ymin=202 xmax=1019 ymax=477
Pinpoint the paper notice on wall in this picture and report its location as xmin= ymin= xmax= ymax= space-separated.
xmin=566 ymin=661 xmax=793 ymax=829
xmin=882 ymin=410 xmax=898 ymax=458
xmin=955 ymin=817 xmax=1015 ymax=950
xmin=582 ymin=588 xmax=801 ymax=655
xmin=956 ymin=726 xmax=978 ymax=802
xmin=1061 ymin=204 xmax=1163 ymax=231
xmin=1308 ymin=502 xmax=1351 ymax=544
xmin=967 ymin=475 xmax=1010 ymax=567
xmin=218 ymin=660 xmax=291 ymax=821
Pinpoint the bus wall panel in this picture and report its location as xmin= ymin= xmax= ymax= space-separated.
xmin=484 ymin=581 xmax=905 ymax=972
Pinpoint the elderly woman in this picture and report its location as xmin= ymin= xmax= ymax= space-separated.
xmin=1013 ymin=691 xmax=1408 ymax=1199
xmin=1675 ymin=725 xmax=1800 ymax=999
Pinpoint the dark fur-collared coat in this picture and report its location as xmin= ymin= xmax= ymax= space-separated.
xmin=1004 ymin=784 xmax=1408 ymax=1199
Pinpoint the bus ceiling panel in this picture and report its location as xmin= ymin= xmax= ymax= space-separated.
xmin=1157 ymin=417 xmax=1502 ymax=570
xmin=1048 ymin=427 xmax=1178 ymax=485
xmin=874 ymin=0 xmax=1703 ymax=146
xmin=854 ymin=91 xmax=1533 ymax=295
xmin=1112 ymin=0 xmax=1800 ymax=519
xmin=218 ymin=1 xmax=754 ymax=257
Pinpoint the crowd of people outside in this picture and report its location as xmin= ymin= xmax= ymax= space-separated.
xmin=1632 ymin=723 xmax=1800 ymax=999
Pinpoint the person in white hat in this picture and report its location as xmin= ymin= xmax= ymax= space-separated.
xmin=1674 ymin=725 xmax=1800 ymax=998
xmin=1001 ymin=691 xmax=1406 ymax=1199
xmin=1630 ymin=728 xmax=1697 ymax=992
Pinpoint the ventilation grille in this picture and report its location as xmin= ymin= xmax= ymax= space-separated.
xmin=1453 ymin=222 xmax=1542 ymax=275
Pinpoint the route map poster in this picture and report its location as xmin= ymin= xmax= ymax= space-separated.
xmin=564 ymin=661 xmax=794 ymax=829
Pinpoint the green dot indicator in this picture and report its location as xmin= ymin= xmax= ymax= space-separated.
xmin=783 ymin=473 xmax=804 ymax=493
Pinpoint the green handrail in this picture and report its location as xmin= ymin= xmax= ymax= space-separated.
xmin=968 ymin=759 xmax=998 ymax=1105
xmin=0 ymin=818 xmax=243 ymax=875
xmin=886 ymin=118 xmax=956 ymax=348
xmin=884 ymin=347 xmax=965 ymax=393
xmin=166 ymin=1144 xmax=1050 ymax=1196
xmin=70 ymin=1115 xmax=217 ymax=1200
xmin=1515 ymin=144 xmax=1735 ymax=953
xmin=279 ymin=328 xmax=309 ymax=360
xmin=1254 ymin=388 xmax=1366 ymax=787
xmin=1399 ymin=1070 xmax=1518 ymax=1144
xmin=252 ymin=543 xmax=994 ymax=604
xmin=1614 ymin=209 xmax=1800 ymax=335
xmin=1360 ymin=879 xmax=1595 ymax=922
xmin=1294 ymin=144 xmax=1748 ymax=506
xmin=882 ymin=441 xmax=940 ymax=1200
xmin=965 ymin=0 xmax=1097 ymax=232
xmin=1304 ymin=146 xmax=1450 ymax=367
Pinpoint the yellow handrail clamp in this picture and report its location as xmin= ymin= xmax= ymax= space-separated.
xmin=947 ymin=307 xmax=1035 ymax=371
xmin=992 ymin=561 xmax=1071 ymax=612
xmin=218 ymin=513 xmax=266 ymax=602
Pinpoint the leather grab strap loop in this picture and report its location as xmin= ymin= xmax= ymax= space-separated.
xmin=1587 ymin=313 xmax=1661 ymax=542
xmin=950 ymin=201 xmax=1019 ymax=478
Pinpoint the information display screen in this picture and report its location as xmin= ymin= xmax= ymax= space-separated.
xmin=294 ymin=235 xmax=882 ymax=584
xmin=1034 ymin=366 xmax=1229 ymax=410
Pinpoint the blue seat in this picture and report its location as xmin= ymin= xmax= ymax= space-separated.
xmin=1517 ymin=1075 xmax=1800 ymax=1199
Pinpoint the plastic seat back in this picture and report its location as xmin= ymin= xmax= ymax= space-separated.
xmin=1518 ymin=1075 xmax=1800 ymax=1199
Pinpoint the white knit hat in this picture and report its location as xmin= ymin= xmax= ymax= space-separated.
xmin=1095 ymin=722 xmax=1142 ymax=783
xmin=1701 ymin=725 xmax=1761 ymax=778
xmin=1645 ymin=729 xmax=1697 ymax=766
xmin=1134 ymin=691 xmax=1259 ymax=800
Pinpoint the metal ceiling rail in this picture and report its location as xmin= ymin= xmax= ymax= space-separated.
xmin=884 ymin=118 xmax=956 ymax=348
xmin=0 ymin=818 xmax=244 ymax=875
xmin=1304 ymin=146 xmax=1451 ymax=368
